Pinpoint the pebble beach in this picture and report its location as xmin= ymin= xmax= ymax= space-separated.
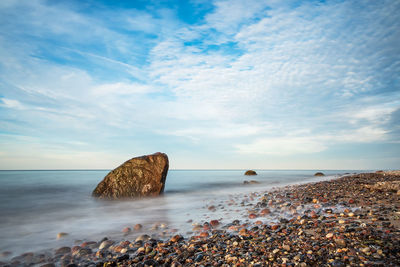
xmin=2 ymin=171 xmax=399 ymax=267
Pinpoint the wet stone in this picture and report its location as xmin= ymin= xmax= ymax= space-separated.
xmin=99 ymin=240 xmax=114 ymax=250
xmin=55 ymin=247 xmax=71 ymax=255
xmin=135 ymin=235 xmax=150 ymax=242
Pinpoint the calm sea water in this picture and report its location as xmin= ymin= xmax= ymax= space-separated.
xmin=0 ymin=169 xmax=363 ymax=256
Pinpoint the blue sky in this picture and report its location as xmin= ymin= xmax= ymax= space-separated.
xmin=0 ymin=0 xmax=399 ymax=170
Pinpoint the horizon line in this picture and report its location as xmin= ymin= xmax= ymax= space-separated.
xmin=0 ymin=168 xmax=377 ymax=171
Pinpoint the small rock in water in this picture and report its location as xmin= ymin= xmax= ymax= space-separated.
xmin=80 ymin=241 xmax=97 ymax=249
xmin=99 ymin=240 xmax=114 ymax=250
xmin=55 ymin=247 xmax=71 ymax=255
xmin=135 ymin=234 xmax=150 ymax=242
xmin=134 ymin=224 xmax=143 ymax=231
xmin=170 ymin=235 xmax=183 ymax=243
xmin=57 ymin=232 xmax=68 ymax=239
xmin=314 ymin=172 xmax=325 ymax=176
xmin=122 ymin=227 xmax=131 ymax=234
xmin=73 ymin=248 xmax=91 ymax=257
xmin=249 ymin=213 xmax=257 ymax=219
xmin=210 ymin=220 xmax=219 ymax=227
xmin=244 ymin=170 xmax=257 ymax=176
xmin=260 ymin=208 xmax=271 ymax=215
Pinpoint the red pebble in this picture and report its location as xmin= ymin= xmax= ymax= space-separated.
xmin=260 ymin=208 xmax=271 ymax=215
xmin=271 ymin=225 xmax=279 ymax=230
xmin=199 ymin=232 xmax=209 ymax=238
xmin=249 ymin=213 xmax=257 ymax=219
xmin=210 ymin=220 xmax=219 ymax=227
xmin=122 ymin=227 xmax=131 ymax=233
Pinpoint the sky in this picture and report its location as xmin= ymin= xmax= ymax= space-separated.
xmin=0 ymin=0 xmax=399 ymax=170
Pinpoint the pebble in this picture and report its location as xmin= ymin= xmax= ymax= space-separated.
xmin=80 ymin=241 xmax=97 ymax=249
xmin=195 ymin=254 xmax=203 ymax=262
xmin=99 ymin=240 xmax=114 ymax=250
xmin=55 ymin=247 xmax=71 ymax=255
xmin=249 ymin=213 xmax=257 ymax=219
xmin=210 ymin=220 xmax=220 ymax=227
xmin=260 ymin=208 xmax=271 ymax=215
xmin=199 ymin=232 xmax=209 ymax=238
xmin=335 ymin=238 xmax=346 ymax=247
xmin=135 ymin=234 xmax=150 ymax=242
xmin=361 ymin=247 xmax=370 ymax=254
xmin=56 ymin=232 xmax=68 ymax=239
xmin=170 ymin=235 xmax=183 ymax=242
xmin=122 ymin=227 xmax=131 ymax=233
xmin=271 ymin=225 xmax=279 ymax=230
xmin=133 ymin=224 xmax=142 ymax=231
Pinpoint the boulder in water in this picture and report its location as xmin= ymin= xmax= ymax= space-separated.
xmin=244 ymin=170 xmax=257 ymax=176
xmin=314 ymin=172 xmax=325 ymax=176
xmin=92 ymin=152 xmax=169 ymax=199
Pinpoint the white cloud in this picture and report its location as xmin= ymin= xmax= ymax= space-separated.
xmin=0 ymin=98 xmax=25 ymax=110
xmin=236 ymin=125 xmax=388 ymax=156
xmin=93 ymin=82 xmax=155 ymax=96
xmin=235 ymin=137 xmax=326 ymax=156
xmin=205 ymin=0 xmax=268 ymax=34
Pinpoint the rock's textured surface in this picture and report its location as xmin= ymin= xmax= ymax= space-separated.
xmin=244 ymin=170 xmax=257 ymax=175
xmin=92 ymin=152 xmax=169 ymax=199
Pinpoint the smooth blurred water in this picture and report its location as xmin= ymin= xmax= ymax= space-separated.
xmin=0 ymin=169 xmax=363 ymax=256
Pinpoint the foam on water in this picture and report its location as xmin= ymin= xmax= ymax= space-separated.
xmin=0 ymin=170 xmax=362 ymax=256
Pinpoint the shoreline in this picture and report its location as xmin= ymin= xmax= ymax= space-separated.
xmin=1 ymin=171 xmax=399 ymax=266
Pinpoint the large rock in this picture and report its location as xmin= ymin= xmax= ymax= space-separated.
xmin=92 ymin=152 xmax=169 ymax=199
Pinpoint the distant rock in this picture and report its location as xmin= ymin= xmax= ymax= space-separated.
xmin=314 ymin=172 xmax=325 ymax=176
xmin=57 ymin=232 xmax=68 ymax=239
xmin=92 ymin=152 xmax=169 ymax=199
xmin=244 ymin=170 xmax=257 ymax=176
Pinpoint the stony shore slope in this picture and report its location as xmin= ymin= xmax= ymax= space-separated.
xmin=3 ymin=172 xmax=400 ymax=267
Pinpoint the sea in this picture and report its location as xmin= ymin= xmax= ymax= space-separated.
xmin=0 ymin=169 xmax=365 ymax=257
